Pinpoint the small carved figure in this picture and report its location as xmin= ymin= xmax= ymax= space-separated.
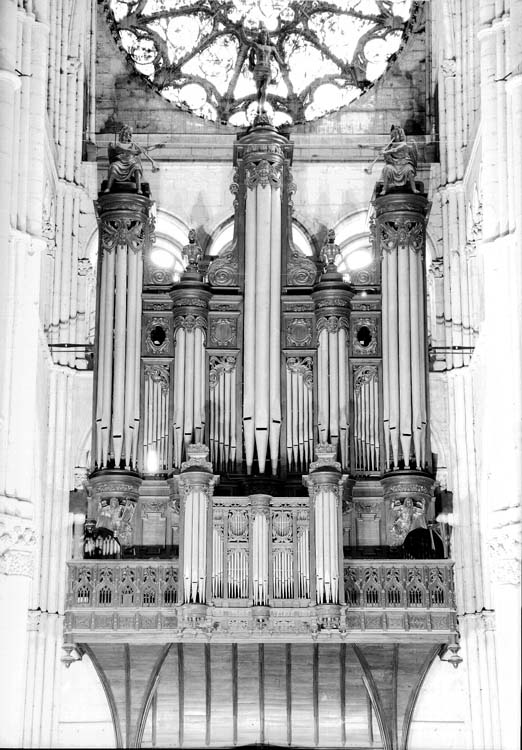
xmin=105 ymin=125 xmax=162 ymax=194
xmin=247 ymin=27 xmax=283 ymax=114
xmin=379 ymin=125 xmax=418 ymax=195
xmin=391 ymin=496 xmax=426 ymax=543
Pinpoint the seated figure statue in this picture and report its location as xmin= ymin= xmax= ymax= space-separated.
xmin=105 ymin=124 xmax=143 ymax=194
xmin=380 ymin=125 xmax=418 ymax=195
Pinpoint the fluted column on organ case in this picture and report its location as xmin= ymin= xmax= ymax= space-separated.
xmin=375 ymin=190 xmax=431 ymax=471
xmin=93 ymin=189 xmax=154 ymax=472
xmin=303 ymin=444 xmax=350 ymax=608
xmin=236 ymin=121 xmax=293 ymax=476
xmin=312 ymin=230 xmax=352 ymax=471
xmin=172 ymin=444 xmax=218 ymax=608
xmin=171 ymin=231 xmax=211 ymax=469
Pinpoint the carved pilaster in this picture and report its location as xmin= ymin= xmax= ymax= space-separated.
xmin=88 ymin=471 xmax=142 ymax=549
xmin=381 ymin=471 xmax=435 ymax=546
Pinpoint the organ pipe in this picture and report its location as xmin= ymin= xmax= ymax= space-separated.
xmin=239 ymin=124 xmax=290 ymax=475
xmin=175 ymin=445 xmax=218 ymax=605
xmin=374 ymin=191 xmax=431 ymax=470
xmin=93 ymin=191 xmax=154 ymax=471
xmin=304 ymin=446 xmax=346 ymax=605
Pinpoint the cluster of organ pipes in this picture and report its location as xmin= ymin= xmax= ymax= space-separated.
xmin=252 ymin=513 xmax=269 ymax=605
xmin=378 ymin=202 xmax=429 ymax=471
xmin=181 ymin=483 xmax=209 ymax=603
xmin=172 ymin=323 xmax=206 ymax=467
xmin=353 ymin=365 xmax=381 ymax=472
xmin=143 ymin=364 xmax=170 ymax=471
xmin=95 ymin=226 xmax=143 ymax=470
xmin=209 ymin=355 xmax=238 ymax=471
xmin=316 ymin=323 xmax=350 ymax=470
xmin=285 ymin=357 xmax=314 ymax=472
xmin=242 ymin=162 xmax=282 ymax=476
xmin=312 ymin=485 xmax=341 ymax=604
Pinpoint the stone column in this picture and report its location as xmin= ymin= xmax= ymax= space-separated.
xmin=0 ymin=516 xmax=35 ymax=747
xmin=303 ymin=445 xmax=346 ymax=608
xmin=375 ymin=190 xmax=431 ymax=471
xmin=93 ymin=189 xmax=155 ymax=472
xmin=174 ymin=444 xmax=218 ymax=609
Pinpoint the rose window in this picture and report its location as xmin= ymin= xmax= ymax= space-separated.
xmin=108 ymin=0 xmax=414 ymax=125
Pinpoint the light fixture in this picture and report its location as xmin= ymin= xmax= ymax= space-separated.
xmin=439 ymin=634 xmax=463 ymax=669
xmin=145 ymin=449 xmax=159 ymax=474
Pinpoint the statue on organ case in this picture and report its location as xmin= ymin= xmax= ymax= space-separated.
xmin=246 ymin=26 xmax=284 ymax=114
xmin=104 ymin=124 xmax=162 ymax=194
xmin=379 ymin=125 xmax=419 ymax=195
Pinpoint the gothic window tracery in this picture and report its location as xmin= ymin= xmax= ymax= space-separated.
xmin=108 ymin=0 xmax=413 ymax=125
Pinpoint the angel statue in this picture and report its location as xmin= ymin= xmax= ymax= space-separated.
xmin=246 ymin=26 xmax=284 ymax=114
xmin=104 ymin=124 xmax=161 ymax=194
xmin=379 ymin=125 xmax=419 ymax=195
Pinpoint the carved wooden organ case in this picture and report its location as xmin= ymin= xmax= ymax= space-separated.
xmin=88 ymin=122 xmax=436 ymax=608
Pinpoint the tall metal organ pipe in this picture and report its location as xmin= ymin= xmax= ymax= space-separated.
xmin=374 ymin=192 xmax=431 ymax=470
xmin=239 ymin=124 xmax=289 ymax=475
xmin=93 ymin=191 xmax=154 ymax=471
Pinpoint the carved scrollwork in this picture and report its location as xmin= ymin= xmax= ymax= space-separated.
xmin=228 ymin=509 xmax=249 ymax=542
xmin=352 ymin=317 xmax=378 ymax=355
xmin=145 ymin=317 xmax=171 ymax=354
xmin=230 ymin=169 xmax=240 ymax=209
xmin=287 ymin=251 xmax=317 ymax=286
xmin=379 ymin=219 xmax=424 ymax=255
xmin=271 ymin=511 xmax=293 ymax=543
xmin=353 ymin=365 xmax=378 ymax=393
xmin=287 ymin=356 xmax=313 ymax=389
xmin=144 ymin=363 xmax=169 ymax=391
xmin=209 ymin=355 xmax=237 ymax=390
xmin=246 ymin=160 xmax=282 ymax=190
xmin=286 ymin=317 xmax=312 ymax=346
xmin=210 ymin=318 xmax=237 ymax=347
xmin=100 ymin=217 xmax=147 ymax=254
xmin=207 ymin=247 xmax=239 ymax=287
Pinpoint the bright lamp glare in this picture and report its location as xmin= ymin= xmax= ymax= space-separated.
xmin=346 ymin=248 xmax=372 ymax=271
xmin=151 ymin=248 xmax=175 ymax=269
xmin=146 ymin=449 xmax=159 ymax=474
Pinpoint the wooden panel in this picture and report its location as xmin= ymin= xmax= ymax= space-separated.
xmin=236 ymin=644 xmax=260 ymax=745
xmin=154 ymin=646 xmax=179 ymax=748
xmin=210 ymin=644 xmax=234 ymax=747
xmin=264 ymin=644 xmax=287 ymax=746
xmin=318 ymin=643 xmax=342 ymax=747
xmin=183 ymin=644 xmax=207 ymax=747
xmin=344 ymin=646 xmax=375 ymax=747
xmin=290 ymin=645 xmax=314 ymax=747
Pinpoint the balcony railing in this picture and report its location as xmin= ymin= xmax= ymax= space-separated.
xmin=65 ymin=559 xmax=456 ymax=641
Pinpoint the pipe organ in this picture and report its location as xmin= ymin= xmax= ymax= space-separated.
xmin=83 ymin=120 xmax=440 ymax=622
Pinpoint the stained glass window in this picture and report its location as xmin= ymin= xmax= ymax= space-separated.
xmin=108 ymin=0 xmax=413 ymax=125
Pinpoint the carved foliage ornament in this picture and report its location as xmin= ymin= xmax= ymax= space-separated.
xmin=316 ymin=316 xmax=349 ymax=335
xmin=352 ymin=318 xmax=378 ymax=355
xmin=353 ymin=365 xmax=378 ymax=393
xmin=145 ymin=363 xmax=169 ymax=391
xmin=174 ymin=313 xmax=207 ymax=333
xmin=146 ymin=317 xmax=171 ymax=354
xmin=209 ymin=355 xmax=237 ymax=389
xmin=379 ymin=219 xmax=424 ymax=255
xmin=287 ymin=356 xmax=313 ymax=389
xmin=246 ymin=160 xmax=282 ymax=190
xmin=100 ymin=217 xmax=148 ymax=254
